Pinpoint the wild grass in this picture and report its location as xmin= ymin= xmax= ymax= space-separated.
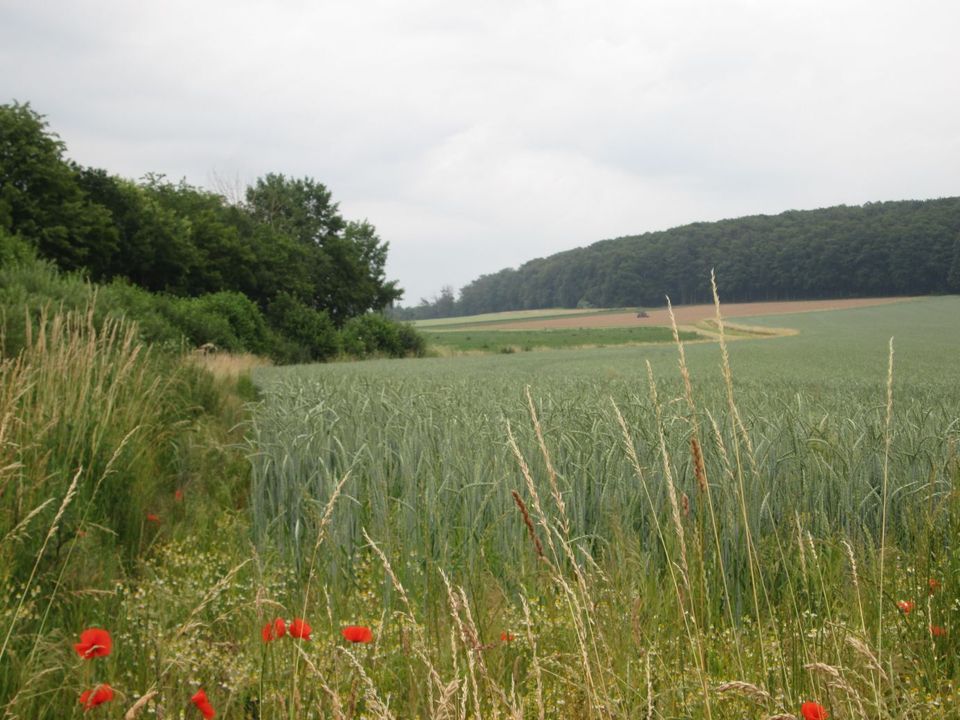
xmin=0 ymin=304 xmax=253 ymax=717
xmin=191 ymin=351 xmax=272 ymax=381
xmin=2 ymin=294 xmax=960 ymax=717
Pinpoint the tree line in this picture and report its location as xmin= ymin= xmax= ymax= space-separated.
xmin=0 ymin=101 xmax=424 ymax=361
xmin=398 ymin=198 xmax=960 ymax=319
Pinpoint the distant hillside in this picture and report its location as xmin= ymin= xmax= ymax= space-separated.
xmin=408 ymin=198 xmax=960 ymax=318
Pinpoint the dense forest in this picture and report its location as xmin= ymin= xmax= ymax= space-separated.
xmin=400 ymin=198 xmax=960 ymax=319
xmin=0 ymin=101 xmax=423 ymax=361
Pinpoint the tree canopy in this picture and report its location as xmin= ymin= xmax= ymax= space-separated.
xmin=0 ymin=101 xmax=402 ymax=325
xmin=401 ymin=198 xmax=960 ymax=319
xmin=0 ymin=100 xmax=418 ymax=362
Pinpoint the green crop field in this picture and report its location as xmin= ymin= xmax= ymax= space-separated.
xmin=240 ymin=295 xmax=960 ymax=718
xmin=422 ymin=325 xmax=699 ymax=352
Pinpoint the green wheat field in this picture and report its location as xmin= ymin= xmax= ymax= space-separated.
xmin=3 ymin=294 xmax=960 ymax=718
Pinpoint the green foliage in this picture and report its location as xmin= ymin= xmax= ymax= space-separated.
xmin=98 ymin=279 xmax=185 ymax=347
xmin=245 ymin=172 xmax=345 ymax=245
xmin=245 ymin=175 xmax=402 ymax=324
xmin=0 ymin=248 xmax=94 ymax=354
xmin=406 ymin=198 xmax=960 ymax=317
xmin=1 ymin=101 xmax=406 ymax=361
xmin=0 ymin=102 xmax=118 ymax=271
xmin=395 ymin=320 xmax=427 ymax=357
xmin=267 ymin=291 xmax=339 ymax=363
xmin=0 ymin=309 xmax=200 ymax=574
xmin=339 ymin=313 xmax=397 ymax=357
xmin=0 ymin=227 xmax=35 ymax=265
xmin=948 ymin=233 xmax=960 ymax=292
xmin=0 ymin=239 xmax=418 ymax=364
xmin=340 ymin=313 xmax=424 ymax=358
xmin=187 ymin=292 xmax=271 ymax=354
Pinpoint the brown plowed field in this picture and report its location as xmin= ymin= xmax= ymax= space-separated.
xmin=479 ymin=297 xmax=912 ymax=330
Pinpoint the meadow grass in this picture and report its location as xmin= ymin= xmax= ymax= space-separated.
xmin=0 ymin=305 xmax=254 ymax=718
xmin=2 ymin=295 xmax=960 ymax=718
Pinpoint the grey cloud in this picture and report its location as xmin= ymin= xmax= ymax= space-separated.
xmin=2 ymin=0 xmax=959 ymax=303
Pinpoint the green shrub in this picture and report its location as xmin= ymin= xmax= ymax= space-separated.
xmin=340 ymin=313 xmax=426 ymax=358
xmin=0 ymin=228 xmax=35 ymax=265
xmin=340 ymin=313 xmax=398 ymax=357
xmin=0 ymin=251 xmax=94 ymax=355
xmin=166 ymin=297 xmax=241 ymax=351
xmin=99 ymin=280 xmax=184 ymax=347
xmin=192 ymin=291 xmax=271 ymax=354
xmin=396 ymin=321 xmax=427 ymax=357
xmin=267 ymin=292 xmax=339 ymax=363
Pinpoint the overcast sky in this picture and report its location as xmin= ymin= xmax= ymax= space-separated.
xmin=3 ymin=1 xmax=959 ymax=304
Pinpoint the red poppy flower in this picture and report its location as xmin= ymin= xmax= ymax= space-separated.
xmin=79 ymin=684 xmax=114 ymax=711
xmin=74 ymin=628 xmax=112 ymax=659
xmin=261 ymin=617 xmax=286 ymax=642
xmin=341 ymin=625 xmax=373 ymax=643
xmin=801 ymin=700 xmax=829 ymax=720
xmin=500 ymin=632 xmax=515 ymax=642
xmin=931 ymin=624 xmax=947 ymax=637
xmin=929 ymin=578 xmax=941 ymax=594
xmin=191 ymin=688 xmax=216 ymax=718
xmin=175 ymin=489 xmax=184 ymax=502
xmin=289 ymin=618 xmax=312 ymax=640
xmin=146 ymin=513 xmax=161 ymax=523
xmin=897 ymin=600 xmax=915 ymax=614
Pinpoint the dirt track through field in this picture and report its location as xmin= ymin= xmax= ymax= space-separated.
xmin=478 ymin=297 xmax=912 ymax=330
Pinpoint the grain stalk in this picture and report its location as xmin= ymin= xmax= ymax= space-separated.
xmin=711 ymin=270 xmax=769 ymax=682
xmin=505 ymin=419 xmax=613 ymax=719
xmin=874 ymin=337 xmax=894 ymax=717
xmin=612 ymin=396 xmax=713 ymax=718
xmin=646 ymin=360 xmax=714 ymax=720
xmin=666 ymin=297 xmax=744 ymax=674
xmin=0 ymin=467 xmax=82 ymax=664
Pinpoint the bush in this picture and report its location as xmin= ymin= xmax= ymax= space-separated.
xmin=396 ymin=321 xmax=427 ymax=357
xmin=166 ymin=297 xmax=241 ymax=351
xmin=99 ymin=280 xmax=184 ymax=347
xmin=0 ymin=228 xmax=35 ymax=265
xmin=267 ymin=292 xmax=339 ymax=363
xmin=340 ymin=313 xmax=425 ymax=358
xmin=0 ymin=249 xmax=94 ymax=355
xmin=0 ymin=249 xmax=281 ymax=359
xmin=192 ymin=292 xmax=271 ymax=354
xmin=0 ymin=229 xmax=426 ymax=364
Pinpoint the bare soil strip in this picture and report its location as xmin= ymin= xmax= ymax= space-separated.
xmin=475 ymin=297 xmax=913 ymax=331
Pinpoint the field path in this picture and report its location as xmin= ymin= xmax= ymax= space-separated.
xmin=475 ymin=297 xmax=913 ymax=330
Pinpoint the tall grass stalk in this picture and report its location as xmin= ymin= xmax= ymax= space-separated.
xmin=875 ymin=337 xmax=895 ymax=716
xmin=710 ymin=270 xmax=770 ymax=683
